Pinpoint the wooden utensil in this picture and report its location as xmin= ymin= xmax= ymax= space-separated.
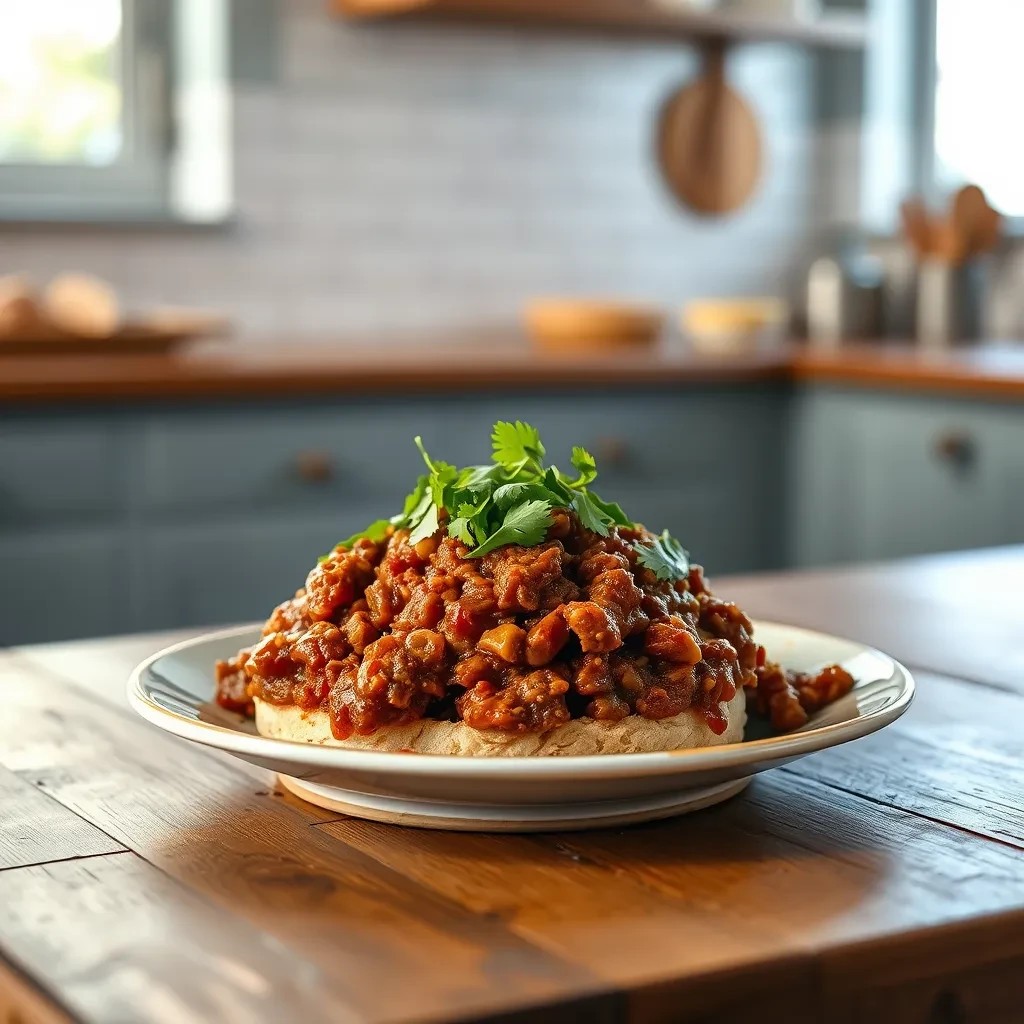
xmin=952 ymin=184 xmax=989 ymax=254
xmin=657 ymin=44 xmax=762 ymax=216
xmin=968 ymin=190 xmax=1002 ymax=254
xmin=900 ymin=198 xmax=933 ymax=259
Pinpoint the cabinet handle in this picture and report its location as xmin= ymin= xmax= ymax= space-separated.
xmin=932 ymin=431 xmax=976 ymax=470
xmin=293 ymin=451 xmax=335 ymax=483
xmin=594 ymin=436 xmax=631 ymax=468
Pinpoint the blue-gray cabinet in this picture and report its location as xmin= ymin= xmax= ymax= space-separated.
xmin=0 ymin=387 xmax=788 ymax=644
xmin=4 ymin=383 xmax=1022 ymax=644
xmin=789 ymin=388 xmax=1024 ymax=566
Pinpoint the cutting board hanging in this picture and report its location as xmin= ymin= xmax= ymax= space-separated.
xmin=657 ymin=44 xmax=763 ymax=216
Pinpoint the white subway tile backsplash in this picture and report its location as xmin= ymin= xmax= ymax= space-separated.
xmin=0 ymin=5 xmax=844 ymax=339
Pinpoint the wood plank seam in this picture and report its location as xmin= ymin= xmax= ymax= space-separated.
xmin=776 ymin=766 xmax=1024 ymax=855
xmin=0 ymin=846 xmax=131 ymax=875
xmin=2 ymin=667 xmax=618 ymax=1024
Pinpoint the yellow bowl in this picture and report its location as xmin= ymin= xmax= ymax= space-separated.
xmin=682 ymin=298 xmax=788 ymax=355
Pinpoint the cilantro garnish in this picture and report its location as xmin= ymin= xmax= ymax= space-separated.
xmin=328 ymin=421 xmax=690 ymax=574
xmin=633 ymin=529 xmax=691 ymax=582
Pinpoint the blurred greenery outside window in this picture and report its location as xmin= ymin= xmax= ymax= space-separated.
xmin=0 ymin=0 xmax=231 ymax=223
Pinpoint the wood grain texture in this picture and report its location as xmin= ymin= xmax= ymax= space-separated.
xmin=657 ymin=50 xmax=763 ymax=216
xmin=0 ymin=664 xmax=604 ymax=1024
xmin=720 ymin=545 xmax=1024 ymax=692
xmin=790 ymin=343 xmax=1024 ymax=400
xmin=0 ymin=764 xmax=124 ymax=870
xmin=0 ymin=853 xmax=360 ymax=1024
xmin=0 ymin=337 xmax=791 ymax=405
xmin=10 ymin=628 xmax=223 ymax=711
xmin=330 ymin=0 xmax=868 ymax=49
xmin=0 ymin=956 xmax=73 ymax=1024
xmin=783 ymin=672 xmax=1024 ymax=850
xmin=5 ymin=338 xmax=1024 ymax=406
xmin=4 ymin=549 xmax=1024 ymax=1023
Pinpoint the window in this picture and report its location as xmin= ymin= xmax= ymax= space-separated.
xmin=0 ymin=0 xmax=230 ymax=222
xmin=926 ymin=0 xmax=1024 ymax=217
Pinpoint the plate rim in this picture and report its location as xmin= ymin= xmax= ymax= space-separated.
xmin=127 ymin=620 xmax=914 ymax=779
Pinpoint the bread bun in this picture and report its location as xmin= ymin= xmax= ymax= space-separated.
xmin=0 ymin=276 xmax=44 ymax=337
xmin=44 ymin=273 xmax=119 ymax=337
xmin=254 ymin=686 xmax=746 ymax=757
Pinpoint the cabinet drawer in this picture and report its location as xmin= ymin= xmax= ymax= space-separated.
xmin=0 ymin=417 xmax=120 ymax=529
xmin=137 ymin=403 xmax=447 ymax=514
xmin=133 ymin=509 xmax=378 ymax=631
xmin=0 ymin=530 xmax=122 ymax=644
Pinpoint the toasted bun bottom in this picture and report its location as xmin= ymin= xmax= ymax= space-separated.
xmin=254 ymin=687 xmax=746 ymax=757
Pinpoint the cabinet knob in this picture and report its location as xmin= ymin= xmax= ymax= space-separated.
xmin=594 ymin=436 xmax=631 ymax=468
xmin=293 ymin=451 xmax=335 ymax=483
xmin=932 ymin=431 xmax=976 ymax=470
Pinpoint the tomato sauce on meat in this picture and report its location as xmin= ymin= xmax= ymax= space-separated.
xmin=215 ymin=511 xmax=853 ymax=738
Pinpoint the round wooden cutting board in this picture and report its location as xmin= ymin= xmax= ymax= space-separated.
xmin=657 ymin=49 xmax=763 ymax=216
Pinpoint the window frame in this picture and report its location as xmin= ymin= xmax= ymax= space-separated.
xmin=0 ymin=0 xmax=230 ymax=225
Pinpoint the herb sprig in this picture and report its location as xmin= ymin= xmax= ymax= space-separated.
xmin=330 ymin=421 xmax=690 ymax=579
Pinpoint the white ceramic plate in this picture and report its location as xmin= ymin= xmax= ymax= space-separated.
xmin=128 ymin=622 xmax=914 ymax=831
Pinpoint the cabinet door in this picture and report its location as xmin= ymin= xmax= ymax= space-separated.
xmin=792 ymin=389 xmax=1022 ymax=565
xmin=133 ymin=510 xmax=379 ymax=631
xmin=0 ymin=530 xmax=122 ymax=645
xmin=857 ymin=410 xmax=1002 ymax=559
xmin=0 ymin=416 xmax=120 ymax=529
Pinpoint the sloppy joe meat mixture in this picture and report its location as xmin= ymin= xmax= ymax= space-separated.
xmin=216 ymin=510 xmax=853 ymax=738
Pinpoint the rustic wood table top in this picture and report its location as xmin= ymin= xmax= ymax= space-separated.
xmin=2 ymin=546 xmax=1023 ymax=1024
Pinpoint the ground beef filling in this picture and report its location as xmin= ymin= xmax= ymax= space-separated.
xmin=215 ymin=515 xmax=853 ymax=738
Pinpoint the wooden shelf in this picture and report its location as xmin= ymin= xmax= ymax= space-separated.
xmin=331 ymin=0 xmax=867 ymax=50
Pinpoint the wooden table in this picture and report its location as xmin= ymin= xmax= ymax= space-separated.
xmin=2 ymin=547 xmax=1023 ymax=1024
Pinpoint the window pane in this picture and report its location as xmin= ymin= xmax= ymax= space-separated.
xmin=934 ymin=0 xmax=1024 ymax=215
xmin=0 ymin=0 xmax=123 ymax=166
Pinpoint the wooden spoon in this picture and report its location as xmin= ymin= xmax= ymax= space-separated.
xmin=951 ymin=185 xmax=989 ymax=257
xmin=900 ymin=198 xmax=933 ymax=258
xmin=974 ymin=200 xmax=1002 ymax=254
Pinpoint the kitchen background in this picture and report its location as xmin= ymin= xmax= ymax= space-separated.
xmin=2 ymin=0 xmax=1022 ymax=644
xmin=2 ymin=0 xmax=869 ymax=333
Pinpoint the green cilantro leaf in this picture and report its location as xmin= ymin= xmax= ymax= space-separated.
xmin=492 ymin=421 xmax=545 ymax=471
xmin=322 ymin=420 xmax=690 ymax=567
xmin=448 ymin=516 xmax=476 ymax=545
xmin=634 ymin=530 xmax=691 ymax=581
xmin=408 ymin=504 xmax=440 ymax=545
xmin=457 ymin=463 xmax=504 ymax=491
xmin=588 ymin=492 xmax=631 ymax=526
xmin=542 ymin=467 xmax=575 ymax=504
xmin=392 ymin=475 xmax=430 ymax=527
xmin=571 ymin=491 xmax=613 ymax=536
xmin=492 ymin=481 xmax=554 ymax=512
xmin=467 ymin=499 xmax=553 ymax=558
xmin=429 ymin=461 xmax=458 ymax=507
xmin=570 ymin=446 xmax=598 ymax=487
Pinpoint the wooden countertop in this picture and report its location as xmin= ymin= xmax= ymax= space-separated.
xmin=3 ymin=546 xmax=1024 ymax=1023
xmin=4 ymin=336 xmax=1024 ymax=404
